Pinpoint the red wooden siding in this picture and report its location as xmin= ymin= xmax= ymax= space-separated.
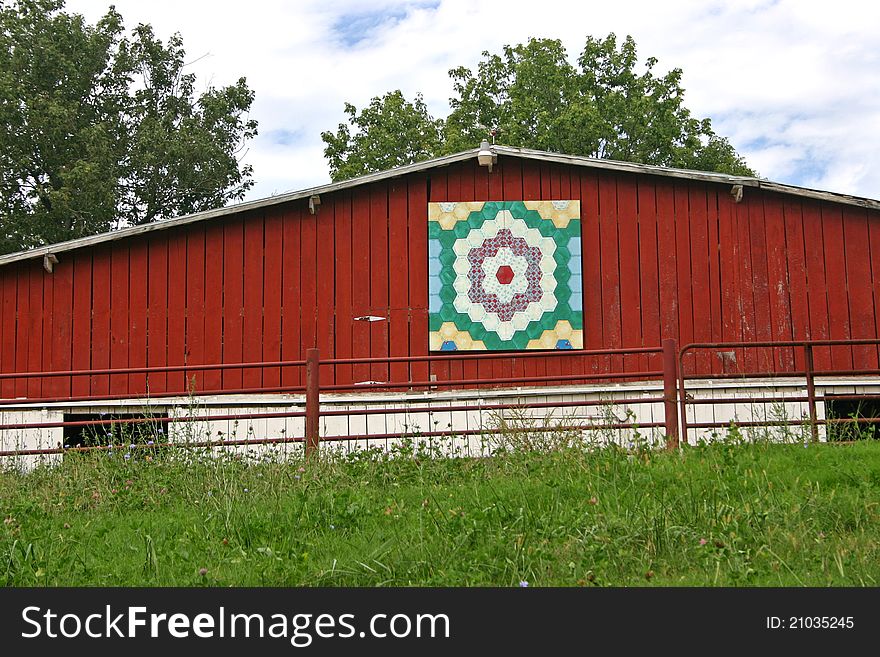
xmin=2 ymin=156 xmax=880 ymax=400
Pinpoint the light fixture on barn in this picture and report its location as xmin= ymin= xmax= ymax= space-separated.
xmin=477 ymin=140 xmax=497 ymax=173
xmin=43 ymin=253 xmax=58 ymax=274
xmin=308 ymin=194 xmax=321 ymax=214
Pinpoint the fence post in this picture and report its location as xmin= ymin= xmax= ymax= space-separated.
xmin=662 ymin=339 xmax=680 ymax=450
xmin=804 ymin=344 xmax=819 ymax=443
xmin=305 ymin=348 xmax=320 ymax=459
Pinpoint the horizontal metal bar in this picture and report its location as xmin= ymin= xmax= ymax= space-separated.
xmin=322 ymin=346 xmax=662 ymax=366
xmin=686 ymin=393 xmax=880 ymax=406
xmin=322 ymin=422 xmax=666 ymax=443
xmin=324 ymin=371 xmax=664 ymax=393
xmin=317 ymin=396 xmax=666 ymax=418
xmin=0 ymin=408 xmax=307 ymax=432
xmin=685 ymin=417 xmax=880 ymax=430
xmin=0 ymin=434 xmax=307 ymax=458
xmin=686 ymin=395 xmax=811 ymax=405
xmin=681 ymin=338 xmax=880 ymax=356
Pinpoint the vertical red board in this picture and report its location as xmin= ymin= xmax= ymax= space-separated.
xmin=820 ymin=202 xmax=852 ymax=371
xmin=782 ymin=199 xmax=809 ymax=371
xmin=868 ymin=210 xmax=880 ymax=365
xmin=764 ymin=193 xmax=795 ymax=371
xmin=128 ymin=240 xmax=148 ymax=396
xmin=90 ymin=250 xmax=111 ymax=398
xmin=186 ymin=226 xmax=207 ymax=393
xmin=580 ymin=171 xmax=602 ymax=378
xmin=71 ymin=253 xmax=93 ymax=397
xmin=407 ymin=175 xmax=429 ymax=387
xmin=801 ymin=201 xmax=831 ymax=369
xmin=316 ymin=198 xmax=336 ymax=386
xmin=0 ymin=273 xmax=17 ymax=398
xmin=350 ymin=189 xmax=371 ymax=383
xmin=706 ymin=188 xmax=723 ymax=372
xmin=109 ymin=246 xmax=130 ymax=395
xmin=334 ymin=193 xmax=353 ymax=386
xmin=203 ymin=224 xmax=225 ymax=391
xmin=41 ymin=265 xmax=54 ymax=396
xmin=369 ymin=184 xmax=389 ymax=384
xmin=14 ymin=268 xmax=29 ymax=398
xmin=280 ymin=207 xmax=302 ymax=388
xmin=746 ymin=194 xmax=773 ymax=373
xmin=44 ymin=258 xmax=73 ymax=397
xmin=222 ymin=218 xmax=244 ymax=390
xmin=655 ymin=181 xmax=679 ymax=353
xmin=637 ymin=179 xmax=660 ymax=373
xmin=598 ymin=173 xmax=622 ymax=374
xmin=717 ymin=192 xmax=741 ymax=357
xmin=26 ymin=265 xmax=44 ymax=398
xmin=147 ymin=235 xmax=169 ymax=395
xmin=167 ymin=232 xmax=188 ymax=394
xmin=242 ymin=214 xmax=265 ymax=390
xmin=734 ymin=196 xmax=756 ymax=372
xmin=388 ymin=181 xmax=410 ymax=387
xmin=673 ymin=184 xmax=695 ymax=376
xmin=300 ymin=204 xmax=318 ymax=361
xmin=841 ymin=206 xmax=876 ymax=369
xmin=263 ymin=210 xmax=284 ymax=389
xmin=617 ymin=174 xmax=642 ymax=373
xmin=688 ymin=184 xmax=711 ymax=375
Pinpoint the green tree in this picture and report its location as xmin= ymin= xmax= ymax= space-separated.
xmin=321 ymin=90 xmax=444 ymax=182
xmin=0 ymin=0 xmax=257 ymax=254
xmin=323 ymin=33 xmax=753 ymax=182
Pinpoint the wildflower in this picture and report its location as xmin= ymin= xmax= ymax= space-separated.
xmin=518 ymin=580 xmax=529 ymax=587
xmin=63 ymin=444 xmax=69 ymax=449
xmin=297 ymin=466 xmax=306 ymax=473
xmin=699 ymin=538 xmax=708 ymax=546
xmin=294 ymin=475 xmax=300 ymax=480
xmin=198 ymin=568 xmax=208 ymax=577
xmin=129 ymin=444 xmax=136 ymax=449
xmin=588 ymin=496 xmax=598 ymax=505
xmin=243 ymin=488 xmax=249 ymax=492
xmin=329 ymin=524 xmax=335 ymax=530
xmin=147 ymin=440 xmax=154 ymax=446
xmin=123 ymin=453 xmax=131 ymax=460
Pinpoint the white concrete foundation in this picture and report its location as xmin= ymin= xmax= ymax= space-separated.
xmin=1 ymin=376 xmax=879 ymax=469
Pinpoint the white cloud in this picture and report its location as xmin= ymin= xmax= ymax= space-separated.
xmin=65 ymin=0 xmax=880 ymax=200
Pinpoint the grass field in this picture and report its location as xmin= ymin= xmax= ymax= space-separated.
xmin=2 ymin=434 xmax=879 ymax=586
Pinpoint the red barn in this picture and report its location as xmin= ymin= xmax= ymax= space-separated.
xmin=2 ymin=144 xmax=879 ymax=460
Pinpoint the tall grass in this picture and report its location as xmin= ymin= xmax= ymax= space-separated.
xmin=2 ymin=434 xmax=879 ymax=586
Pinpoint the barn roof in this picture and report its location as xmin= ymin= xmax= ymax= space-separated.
xmin=2 ymin=144 xmax=879 ymax=268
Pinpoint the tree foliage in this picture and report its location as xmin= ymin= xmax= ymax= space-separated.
xmin=0 ymin=0 xmax=257 ymax=254
xmin=323 ymin=34 xmax=753 ymax=182
xmin=321 ymin=90 xmax=444 ymax=182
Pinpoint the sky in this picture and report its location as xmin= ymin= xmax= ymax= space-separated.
xmin=66 ymin=0 xmax=880 ymax=202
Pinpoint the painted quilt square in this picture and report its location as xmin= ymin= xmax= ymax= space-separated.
xmin=428 ymin=201 xmax=583 ymax=351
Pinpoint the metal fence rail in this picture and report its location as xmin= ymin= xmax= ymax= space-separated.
xmin=0 ymin=341 xmax=681 ymax=459
xmin=678 ymin=339 xmax=880 ymax=444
